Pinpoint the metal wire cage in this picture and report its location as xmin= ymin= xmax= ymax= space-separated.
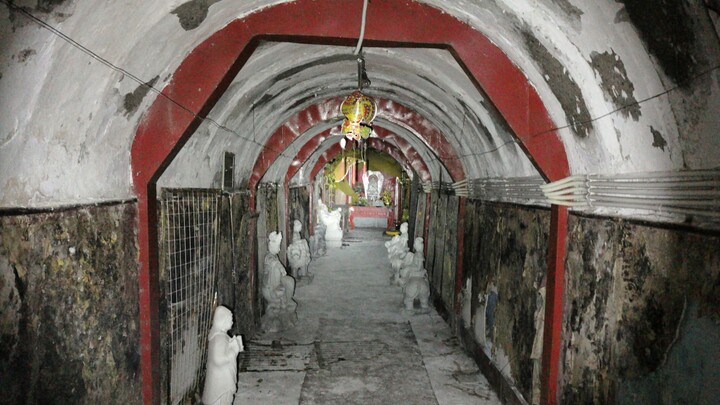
xmin=160 ymin=188 xmax=221 ymax=405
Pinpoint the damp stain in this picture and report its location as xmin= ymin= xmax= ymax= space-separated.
xmin=523 ymin=30 xmax=592 ymax=138
xmin=617 ymin=0 xmax=700 ymax=86
xmin=36 ymin=0 xmax=68 ymax=13
xmin=650 ymin=126 xmax=667 ymax=151
xmin=15 ymin=48 xmax=36 ymax=63
xmin=591 ymin=50 xmax=641 ymax=120
xmin=171 ymin=0 xmax=220 ymax=31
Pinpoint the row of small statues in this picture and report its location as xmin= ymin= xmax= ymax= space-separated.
xmin=385 ymin=222 xmax=431 ymax=313
xmin=202 ymin=219 xmax=315 ymax=405
xmin=203 ymin=200 xmax=346 ymax=405
xmin=263 ymin=198 xmax=345 ymax=332
xmin=262 ymin=217 xmax=316 ymax=333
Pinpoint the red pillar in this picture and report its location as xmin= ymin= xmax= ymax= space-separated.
xmin=540 ymin=205 xmax=569 ymax=405
xmin=136 ymin=192 xmax=161 ymax=405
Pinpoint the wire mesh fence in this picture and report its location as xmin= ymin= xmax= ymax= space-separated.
xmin=160 ymin=188 xmax=221 ymax=405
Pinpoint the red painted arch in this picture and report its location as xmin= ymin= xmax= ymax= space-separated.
xmin=365 ymin=138 xmax=432 ymax=183
xmin=248 ymin=96 xmax=464 ymax=198
xmin=309 ymin=142 xmax=345 ymax=182
xmin=283 ymin=126 xmax=432 ymax=188
xmin=131 ymin=1 xmax=570 ymax=403
xmin=283 ymin=127 xmax=335 ymax=187
xmin=370 ymin=127 xmax=432 ymax=182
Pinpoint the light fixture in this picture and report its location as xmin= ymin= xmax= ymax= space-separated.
xmin=339 ymin=63 xmax=377 ymax=142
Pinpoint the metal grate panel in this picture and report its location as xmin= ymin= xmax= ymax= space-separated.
xmin=161 ymin=188 xmax=221 ymax=405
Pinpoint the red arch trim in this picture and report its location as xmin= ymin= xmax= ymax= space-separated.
xmin=131 ymin=1 xmax=570 ymax=403
xmin=369 ymin=127 xmax=432 ymax=182
xmin=249 ymin=96 xmax=463 ymax=197
xmin=365 ymin=138 xmax=431 ymax=182
xmin=283 ymin=126 xmax=432 ymax=188
xmin=309 ymin=142 xmax=346 ymax=182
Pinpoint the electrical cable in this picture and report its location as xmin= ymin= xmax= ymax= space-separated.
xmin=5 ymin=0 xmax=720 ymax=169
xmin=444 ymin=59 xmax=720 ymax=163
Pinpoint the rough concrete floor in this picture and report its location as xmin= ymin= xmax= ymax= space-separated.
xmin=235 ymin=228 xmax=501 ymax=404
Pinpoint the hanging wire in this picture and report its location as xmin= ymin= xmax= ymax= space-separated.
xmin=1 ymin=0 xmax=293 ymax=158
xmin=354 ymin=0 xmax=370 ymax=55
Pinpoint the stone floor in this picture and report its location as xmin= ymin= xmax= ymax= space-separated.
xmin=235 ymin=228 xmax=501 ymax=405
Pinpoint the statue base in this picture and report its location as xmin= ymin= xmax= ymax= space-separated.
xmin=326 ymin=238 xmax=342 ymax=248
xmin=296 ymin=273 xmax=314 ymax=287
xmin=261 ymin=302 xmax=298 ymax=333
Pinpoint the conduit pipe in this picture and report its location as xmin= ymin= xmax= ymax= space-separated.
xmin=453 ymin=176 xmax=546 ymax=202
xmin=541 ymin=170 xmax=720 ymax=219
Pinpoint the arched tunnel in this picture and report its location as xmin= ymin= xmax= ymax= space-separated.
xmin=1 ymin=1 xmax=719 ymax=404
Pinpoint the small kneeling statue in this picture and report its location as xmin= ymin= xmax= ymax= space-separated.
xmin=287 ymin=219 xmax=313 ymax=283
xmin=262 ymin=231 xmax=298 ymax=332
xmin=202 ymin=306 xmax=244 ymax=405
xmin=399 ymin=237 xmax=431 ymax=314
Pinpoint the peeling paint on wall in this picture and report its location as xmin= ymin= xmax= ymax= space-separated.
xmin=590 ymin=50 xmax=641 ymax=120
xmin=171 ymin=0 xmax=220 ymax=31
xmin=122 ymin=75 xmax=158 ymax=117
xmin=650 ymin=125 xmax=667 ymax=151
xmin=523 ymin=30 xmax=593 ymax=137
xmin=551 ymin=0 xmax=583 ymax=21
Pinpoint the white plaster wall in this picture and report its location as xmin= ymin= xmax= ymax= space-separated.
xmin=0 ymin=0 xmax=717 ymax=212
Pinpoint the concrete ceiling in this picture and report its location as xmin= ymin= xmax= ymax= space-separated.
xmin=1 ymin=0 xmax=719 ymax=208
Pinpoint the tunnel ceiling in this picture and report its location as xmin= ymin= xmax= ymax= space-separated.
xmin=159 ymin=43 xmax=540 ymax=190
xmin=1 ymin=0 xmax=719 ymax=208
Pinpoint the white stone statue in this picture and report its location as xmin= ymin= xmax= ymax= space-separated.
xmin=318 ymin=199 xmax=343 ymax=249
xmin=261 ymin=231 xmax=297 ymax=332
xmin=362 ymin=170 xmax=384 ymax=203
xmin=310 ymin=221 xmax=327 ymax=257
xmin=202 ymin=306 xmax=244 ymax=405
xmin=385 ymin=222 xmax=409 ymax=282
xmin=317 ymin=197 xmax=329 ymax=224
xmin=399 ymin=237 xmax=430 ymax=314
xmin=287 ymin=219 xmax=312 ymax=283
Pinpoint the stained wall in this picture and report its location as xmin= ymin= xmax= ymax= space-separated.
xmin=425 ymin=192 xmax=460 ymax=317
xmin=288 ymin=186 xmax=311 ymax=242
xmin=456 ymin=200 xmax=720 ymax=404
xmin=561 ymin=215 xmax=720 ymax=404
xmin=460 ymin=200 xmax=550 ymax=402
xmin=0 ymin=203 xmax=141 ymax=404
xmin=215 ymin=192 xmax=259 ymax=338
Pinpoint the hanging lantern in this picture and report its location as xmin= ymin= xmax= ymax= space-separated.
xmin=340 ymin=90 xmax=377 ymax=141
